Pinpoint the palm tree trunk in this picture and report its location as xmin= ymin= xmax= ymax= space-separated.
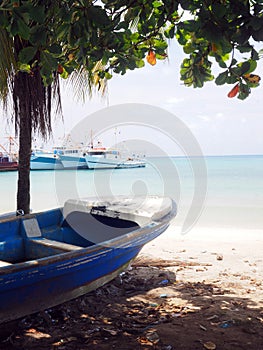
xmin=15 ymin=72 xmax=32 ymax=215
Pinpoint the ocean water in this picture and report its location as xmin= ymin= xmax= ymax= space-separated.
xmin=0 ymin=155 xmax=262 ymax=234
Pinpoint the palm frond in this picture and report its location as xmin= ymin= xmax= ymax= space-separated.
xmin=66 ymin=61 xmax=108 ymax=103
xmin=0 ymin=28 xmax=16 ymax=106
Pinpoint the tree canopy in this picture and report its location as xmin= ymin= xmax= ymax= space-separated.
xmin=1 ymin=0 xmax=262 ymax=112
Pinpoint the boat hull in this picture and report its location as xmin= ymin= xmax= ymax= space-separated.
xmin=0 ymin=196 xmax=176 ymax=323
xmin=60 ymin=155 xmax=88 ymax=169
xmin=30 ymin=155 xmax=64 ymax=170
xmin=0 ymin=162 xmax=18 ymax=171
xmin=0 ymin=226 xmax=167 ymax=323
xmin=85 ymin=155 xmax=146 ymax=169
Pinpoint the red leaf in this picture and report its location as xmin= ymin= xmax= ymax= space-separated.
xmin=227 ymin=83 xmax=239 ymax=98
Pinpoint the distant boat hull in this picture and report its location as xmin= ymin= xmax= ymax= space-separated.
xmin=0 ymin=161 xmax=18 ymax=171
xmin=30 ymin=153 xmax=64 ymax=170
xmin=85 ymin=154 xmax=146 ymax=169
xmin=0 ymin=196 xmax=176 ymax=323
xmin=60 ymin=155 xmax=88 ymax=169
xmin=0 ymin=156 xmax=18 ymax=172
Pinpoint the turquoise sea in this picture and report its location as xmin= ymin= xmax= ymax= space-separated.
xmin=1 ymin=155 xmax=262 ymax=233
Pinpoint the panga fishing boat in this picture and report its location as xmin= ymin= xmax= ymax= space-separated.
xmin=0 ymin=195 xmax=176 ymax=323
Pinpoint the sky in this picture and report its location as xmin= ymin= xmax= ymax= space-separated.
xmin=1 ymin=41 xmax=263 ymax=156
xmin=59 ymin=41 xmax=263 ymax=156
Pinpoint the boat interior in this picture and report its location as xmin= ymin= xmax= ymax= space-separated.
xmin=0 ymin=208 xmax=140 ymax=266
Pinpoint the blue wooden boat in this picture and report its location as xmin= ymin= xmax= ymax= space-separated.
xmin=0 ymin=196 xmax=176 ymax=323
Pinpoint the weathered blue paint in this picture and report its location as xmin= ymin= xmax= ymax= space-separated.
xmin=0 ymin=197 xmax=176 ymax=323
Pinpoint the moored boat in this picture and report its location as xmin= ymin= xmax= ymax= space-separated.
xmin=0 ymin=195 xmax=176 ymax=323
xmin=85 ymin=147 xmax=146 ymax=169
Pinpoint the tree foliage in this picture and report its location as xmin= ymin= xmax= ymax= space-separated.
xmin=0 ymin=0 xmax=262 ymax=109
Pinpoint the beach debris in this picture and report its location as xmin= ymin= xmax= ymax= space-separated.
xmin=3 ymin=254 xmax=262 ymax=350
xmin=203 ymin=341 xmax=217 ymax=349
xmin=220 ymin=321 xmax=233 ymax=329
xmin=160 ymin=293 xmax=168 ymax=298
xmin=196 ymin=268 xmax=206 ymax=272
xmin=138 ymin=329 xmax=160 ymax=346
xmin=145 ymin=330 xmax=160 ymax=344
xmin=206 ymin=315 xmax=219 ymax=321
xmin=159 ymin=279 xmax=169 ymax=285
xmin=101 ymin=328 xmax=118 ymax=336
xmin=216 ymin=254 xmax=223 ymax=261
xmin=149 ymin=303 xmax=159 ymax=307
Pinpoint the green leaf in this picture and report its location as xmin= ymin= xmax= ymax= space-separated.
xmin=60 ymin=69 xmax=69 ymax=79
xmin=201 ymin=21 xmax=222 ymax=43
xmin=211 ymin=3 xmax=227 ymax=18
xmin=164 ymin=24 xmax=175 ymax=39
xmin=183 ymin=43 xmax=194 ymax=54
xmin=234 ymin=27 xmax=251 ymax=45
xmin=18 ymin=63 xmax=31 ymax=73
xmin=181 ymin=20 xmax=200 ymax=32
xmin=0 ymin=14 xmax=9 ymax=27
xmin=215 ymin=71 xmax=228 ymax=85
xmin=49 ymin=44 xmax=62 ymax=56
xmin=17 ymin=18 xmax=30 ymax=39
xmin=152 ymin=1 xmax=162 ymax=8
xmin=252 ymin=26 xmax=263 ymax=41
xmin=136 ymin=59 xmax=145 ymax=68
xmin=237 ymin=44 xmax=252 ymax=53
xmin=29 ymin=25 xmax=47 ymax=46
xmin=87 ymin=6 xmax=111 ymax=28
xmin=18 ymin=47 xmax=37 ymax=63
xmin=251 ymin=48 xmax=259 ymax=60
xmin=154 ymin=40 xmax=168 ymax=50
xmin=238 ymin=61 xmax=251 ymax=75
xmin=40 ymin=67 xmax=53 ymax=86
xmin=40 ymin=51 xmax=58 ymax=71
xmin=29 ymin=5 xmax=45 ymax=24
xmin=238 ymin=60 xmax=257 ymax=75
xmin=226 ymin=74 xmax=238 ymax=84
xmin=238 ymin=83 xmax=250 ymax=100
xmin=104 ymin=72 xmax=112 ymax=79
xmin=247 ymin=59 xmax=257 ymax=73
xmin=249 ymin=17 xmax=263 ymax=31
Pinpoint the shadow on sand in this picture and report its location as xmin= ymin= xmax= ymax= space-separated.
xmin=0 ymin=257 xmax=262 ymax=349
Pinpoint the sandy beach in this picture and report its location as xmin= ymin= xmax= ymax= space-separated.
xmin=1 ymin=223 xmax=262 ymax=349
